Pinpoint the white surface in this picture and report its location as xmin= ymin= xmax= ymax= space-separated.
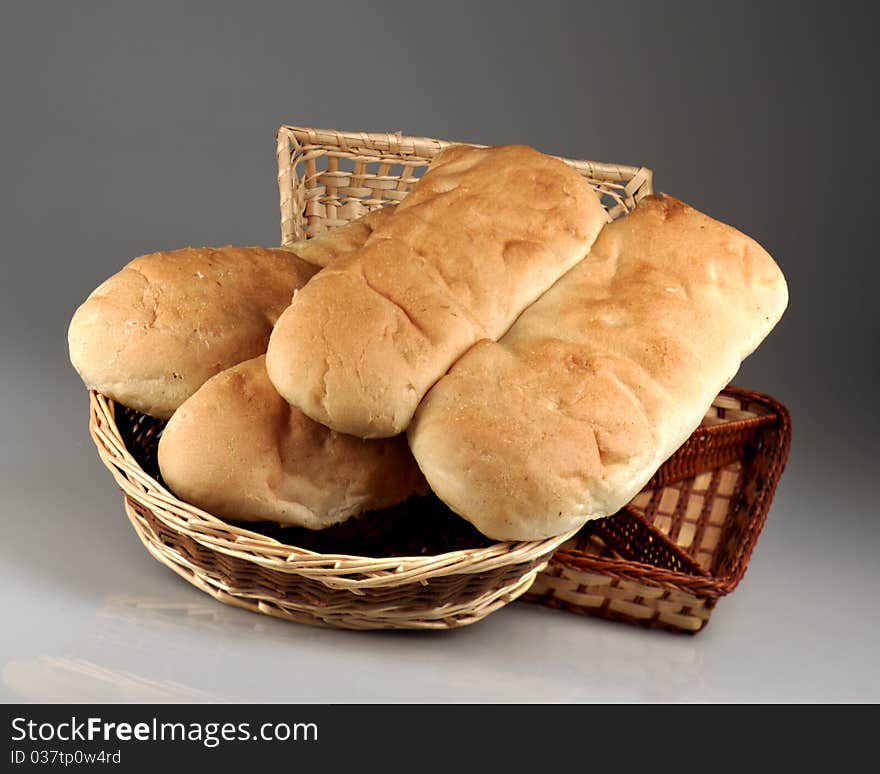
xmin=2 ymin=371 xmax=878 ymax=703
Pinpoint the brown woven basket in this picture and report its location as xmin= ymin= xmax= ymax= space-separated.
xmin=85 ymin=126 xmax=654 ymax=631
xmin=524 ymin=386 xmax=791 ymax=633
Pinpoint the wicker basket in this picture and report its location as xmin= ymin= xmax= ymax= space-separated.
xmin=85 ymin=126 xmax=654 ymax=631
xmin=91 ymin=391 xmax=581 ymax=630
xmin=275 ymin=125 xmax=653 ymax=244
xmin=524 ymin=386 xmax=791 ymax=633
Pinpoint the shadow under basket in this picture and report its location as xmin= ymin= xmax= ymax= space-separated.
xmin=524 ymin=386 xmax=792 ymax=633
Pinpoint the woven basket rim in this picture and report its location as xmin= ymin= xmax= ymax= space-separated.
xmin=275 ymin=124 xmax=654 ymax=245
xmin=710 ymin=386 xmax=792 ymax=588
xmin=88 ymin=390 xmax=577 ymax=585
xmin=277 ymin=123 xmax=652 ymax=181
xmin=87 ymin=382 xmax=789 ymax=594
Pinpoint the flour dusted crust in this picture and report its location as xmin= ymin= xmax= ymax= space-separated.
xmin=266 ymin=144 xmax=607 ymax=438
xmin=408 ymin=195 xmax=789 ymax=541
xmin=157 ymin=356 xmax=428 ymax=528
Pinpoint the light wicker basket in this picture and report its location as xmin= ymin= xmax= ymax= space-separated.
xmin=90 ymin=391 xmax=577 ymax=630
xmin=524 ymin=386 xmax=791 ymax=633
xmin=275 ymin=125 xmax=652 ymax=244
xmin=86 ymin=125 xmax=654 ymax=630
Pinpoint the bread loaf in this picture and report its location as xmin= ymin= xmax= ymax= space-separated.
xmin=157 ymin=356 xmax=428 ymax=528
xmin=266 ymin=144 xmax=608 ymax=438
xmin=68 ymin=245 xmax=316 ymax=418
xmin=408 ymin=194 xmax=788 ymax=541
xmin=68 ymin=213 xmax=381 ymax=418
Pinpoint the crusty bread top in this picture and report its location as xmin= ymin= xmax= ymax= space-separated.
xmin=266 ymin=144 xmax=608 ymax=438
xmin=157 ymin=356 xmax=427 ymax=528
xmin=408 ymin=194 xmax=788 ymax=541
xmin=283 ymin=207 xmax=393 ymax=268
xmin=68 ymin=245 xmax=317 ymax=418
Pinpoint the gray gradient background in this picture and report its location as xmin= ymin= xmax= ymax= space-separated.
xmin=1 ymin=1 xmax=877 ymax=702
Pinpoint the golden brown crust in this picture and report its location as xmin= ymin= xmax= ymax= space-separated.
xmin=157 ymin=356 xmax=428 ymax=528
xmin=68 ymin=245 xmax=318 ymax=418
xmin=408 ymin=194 xmax=789 ymax=541
xmin=266 ymin=144 xmax=607 ymax=438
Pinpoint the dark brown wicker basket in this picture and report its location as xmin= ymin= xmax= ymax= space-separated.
xmin=524 ymin=385 xmax=791 ymax=633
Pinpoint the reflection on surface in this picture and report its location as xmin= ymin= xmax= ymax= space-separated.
xmin=97 ymin=592 xmax=712 ymax=702
xmin=2 ymin=656 xmax=219 ymax=703
xmin=0 ymin=594 xmax=268 ymax=704
xmin=94 ymin=592 xmax=333 ymax=651
xmin=2 ymin=588 xmax=713 ymax=702
xmin=1 ymin=591 xmax=337 ymax=704
xmin=98 ymin=594 xmax=290 ymax=637
xmin=551 ymin=615 xmax=709 ymax=702
xmin=407 ymin=605 xmax=711 ymax=703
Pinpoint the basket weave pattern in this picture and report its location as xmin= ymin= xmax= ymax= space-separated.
xmin=524 ymin=387 xmax=791 ymax=632
xmin=276 ymin=125 xmax=653 ymax=244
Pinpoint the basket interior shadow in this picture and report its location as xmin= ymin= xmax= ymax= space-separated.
xmin=114 ymin=406 xmax=495 ymax=559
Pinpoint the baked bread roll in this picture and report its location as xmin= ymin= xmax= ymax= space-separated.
xmin=157 ymin=356 xmax=428 ymax=528
xmin=266 ymin=144 xmax=607 ymax=438
xmin=68 ymin=213 xmax=382 ymax=419
xmin=68 ymin=245 xmax=317 ymax=418
xmin=408 ymin=194 xmax=788 ymax=541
